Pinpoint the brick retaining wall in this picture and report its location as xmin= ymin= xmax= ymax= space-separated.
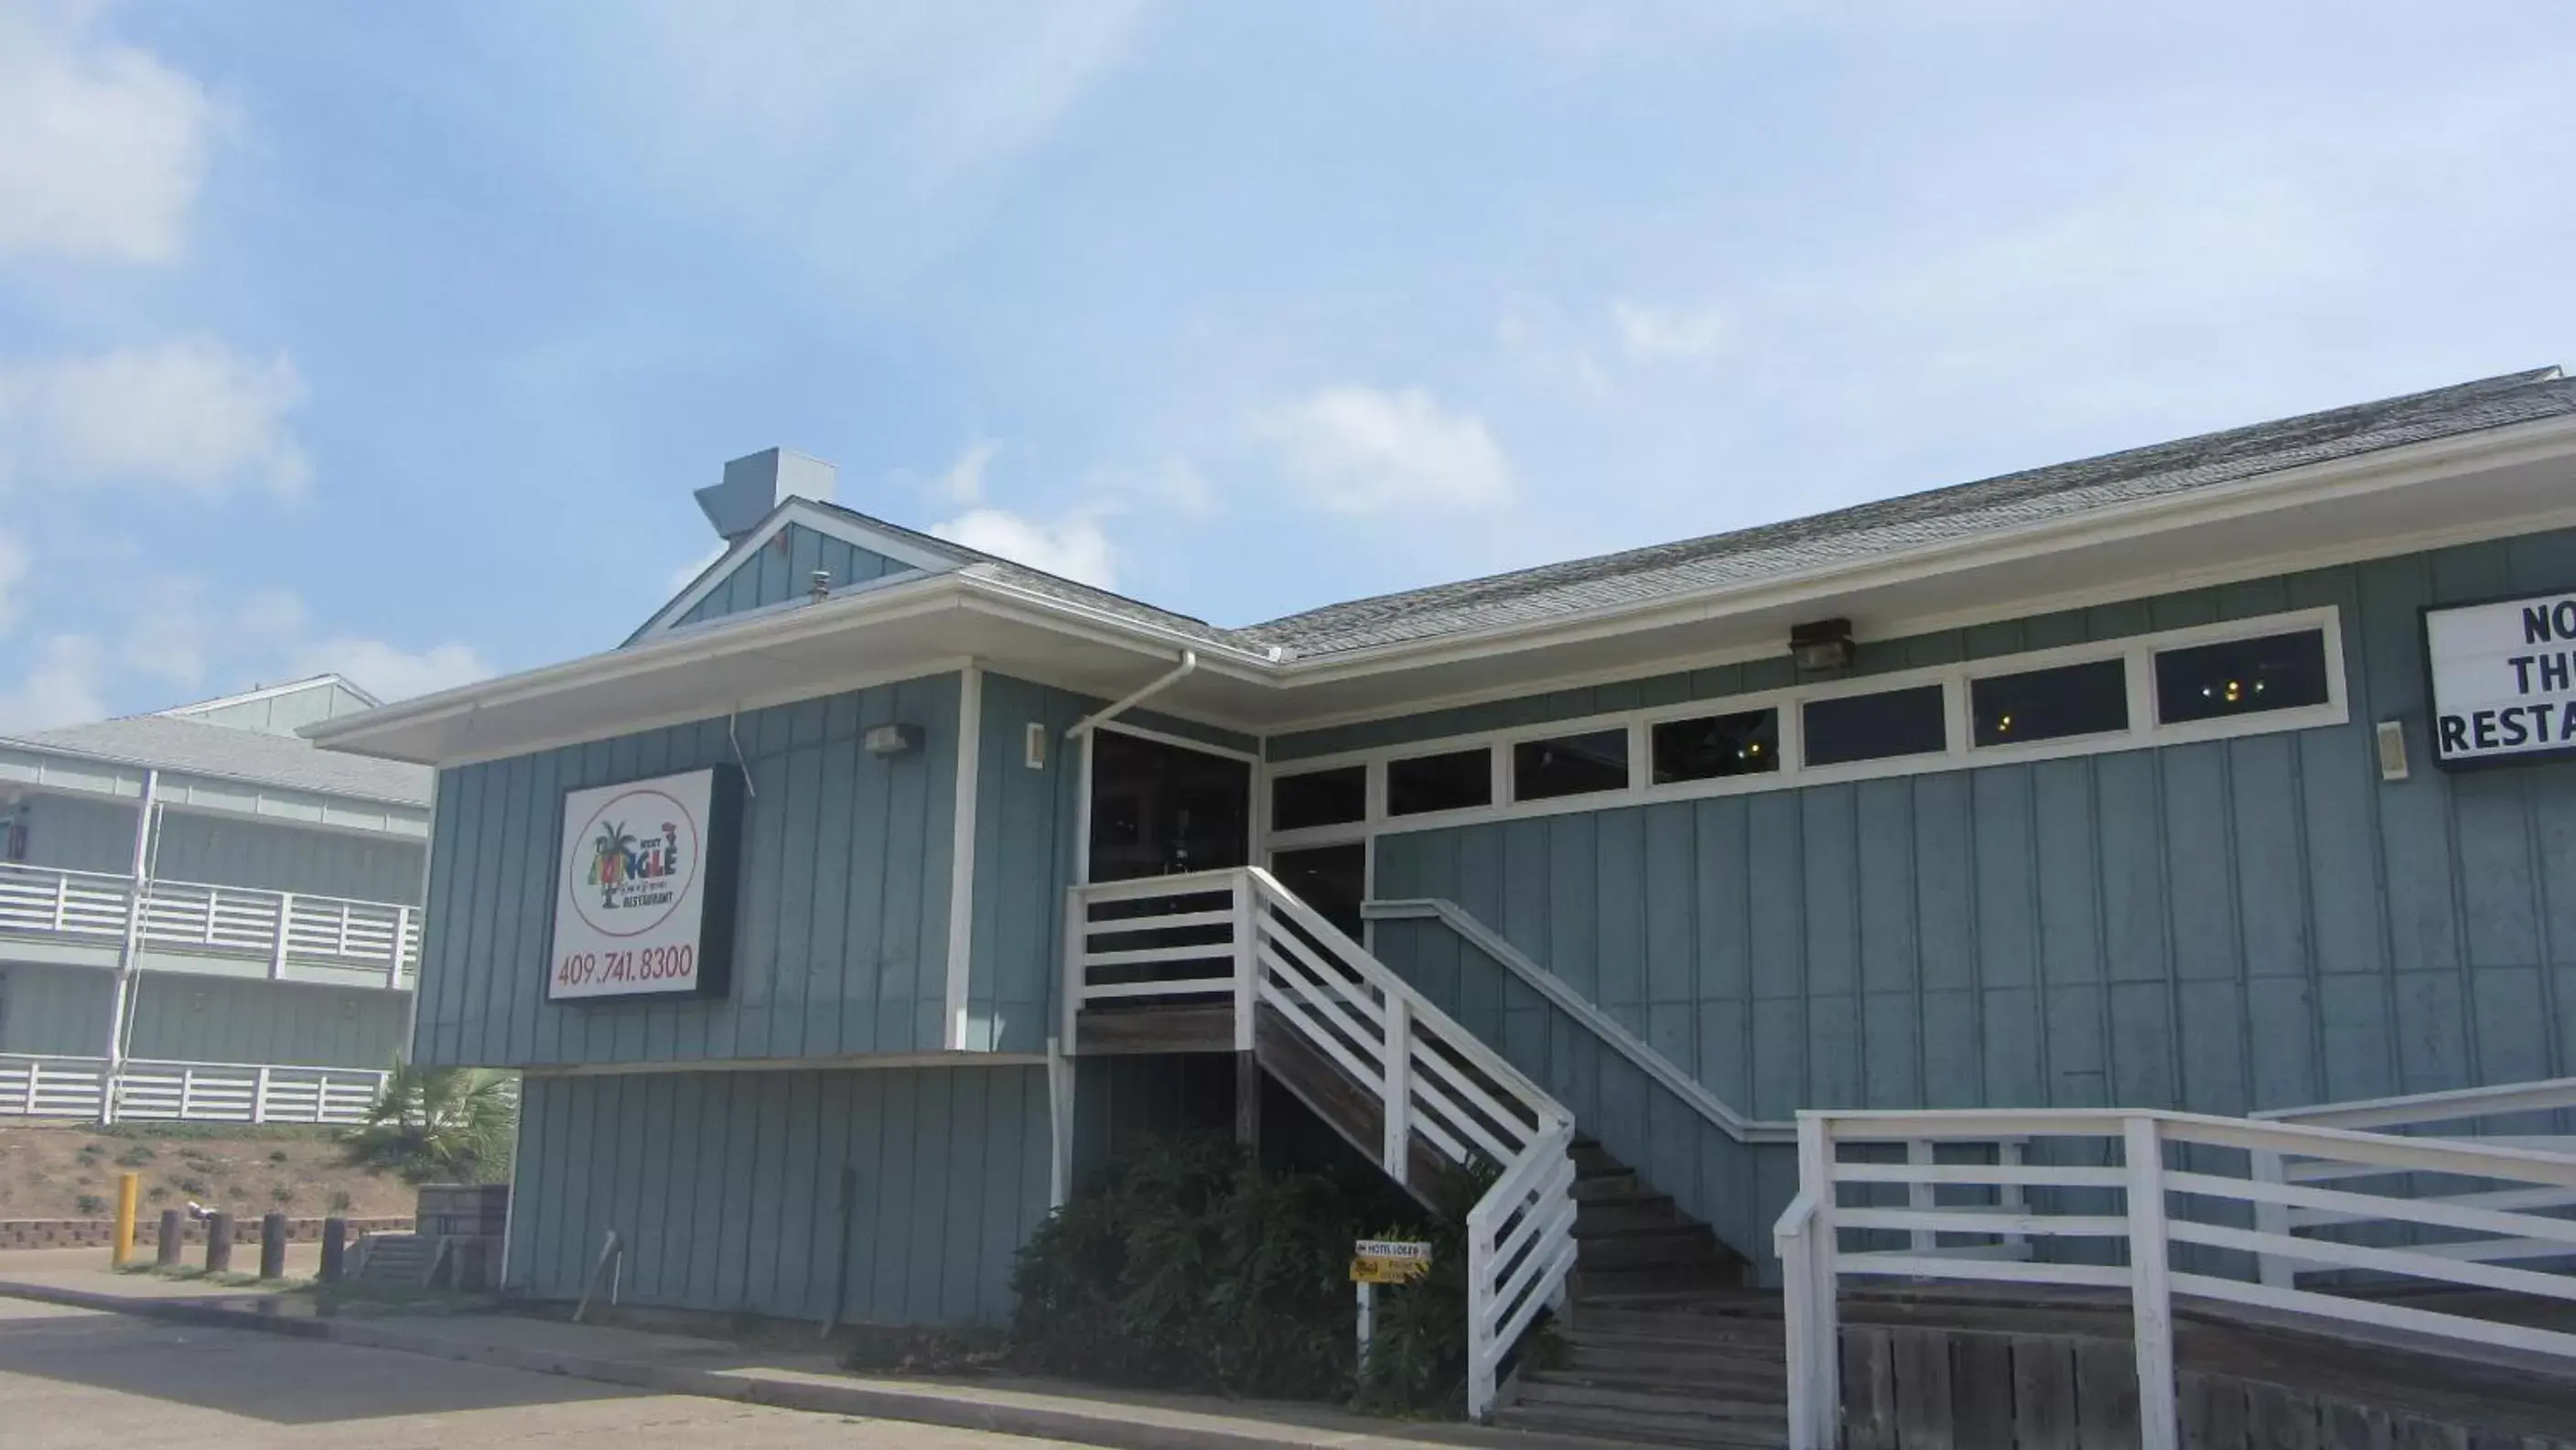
xmin=0 ymin=1216 xmax=412 ymax=1250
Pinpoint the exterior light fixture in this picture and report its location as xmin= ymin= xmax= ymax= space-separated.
xmin=1789 ymin=619 xmax=1856 ymax=672
xmin=864 ymin=723 xmax=924 ymax=758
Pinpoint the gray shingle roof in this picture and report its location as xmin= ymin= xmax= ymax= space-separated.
xmin=1234 ymin=367 xmax=2576 ymax=656
xmin=5 ymin=713 xmax=434 ymax=806
xmin=699 ymin=367 xmax=2576 ymax=665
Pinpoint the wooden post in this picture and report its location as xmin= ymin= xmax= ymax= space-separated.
xmin=319 ymin=1217 xmax=348 ymax=1282
xmin=2123 ymin=1116 xmax=2179 ymax=1450
xmin=112 ymin=1172 xmax=138 ymax=1267
xmin=270 ymin=893 xmax=293 ymax=979
xmin=1793 ymin=1113 xmax=1841 ymax=1450
xmin=156 ymin=1208 xmax=184 ymax=1267
xmin=258 ymin=1212 xmax=288 ymax=1280
xmin=1235 ymin=1051 xmax=1263 ymax=1160
xmin=1381 ymin=995 xmax=1411 ymax=1179
xmin=2250 ymin=1146 xmax=2292 ymax=1288
xmin=204 ymin=1212 xmax=233 ymax=1274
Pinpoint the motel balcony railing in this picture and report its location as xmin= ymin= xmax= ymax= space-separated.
xmin=0 ymin=861 xmax=419 ymax=990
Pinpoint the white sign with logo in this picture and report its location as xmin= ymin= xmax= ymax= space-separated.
xmin=2424 ymin=590 xmax=2576 ymax=770
xmin=548 ymin=767 xmax=740 ymax=1001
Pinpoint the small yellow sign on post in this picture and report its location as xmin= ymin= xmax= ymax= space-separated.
xmin=1350 ymin=1239 xmax=1431 ymax=1285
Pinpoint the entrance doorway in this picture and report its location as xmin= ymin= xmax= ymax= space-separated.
xmin=1086 ymin=730 xmax=1252 ymax=883
xmin=1269 ymin=842 xmax=1365 ymax=941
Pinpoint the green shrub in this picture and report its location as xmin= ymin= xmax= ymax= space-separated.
xmin=112 ymin=1145 xmax=156 ymax=1168
xmin=73 ymin=1194 xmax=108 ymax=1217
xmin=340 ymin=1064 xmax=516 ymax=1185
xmin=327 ymin=1190 xmax=353 ymax=1214
xmin=1009 ymin=1134 xmax=1511 ymax=1416
xmin=172 ymin=1175 xmax=208 ymax=1196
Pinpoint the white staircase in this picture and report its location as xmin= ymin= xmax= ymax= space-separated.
xmin=1063 ymin=866 xmax=1579 ymax=1417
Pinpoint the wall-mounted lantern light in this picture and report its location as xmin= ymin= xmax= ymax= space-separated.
xmin=864 ymin=723 xmax=924 ymax=758
xmin=1789 ymin=618 xmax=1856 ymax=673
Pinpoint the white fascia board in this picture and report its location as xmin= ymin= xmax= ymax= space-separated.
xmin=321 ymin=414 xmax=2576 ymax=763
xmin=630 ymin=497 xmax=968 ymax=642
xmin=1256 ymin=412 xmax=2576 ymax=693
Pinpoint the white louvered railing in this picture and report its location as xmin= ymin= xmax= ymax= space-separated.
xmin=0 ymin=862 xmax=417 ymax=985
xmin=0 ymin=1054 xmax=387 ymax=1125
xmin=1064 ymin=867 xmax=1579 ymax=1420
xmin=1776 ymin=1105 xmax=2576 ymax=1450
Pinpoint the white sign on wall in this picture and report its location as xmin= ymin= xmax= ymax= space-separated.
xmin=547 ymin=767 xmax=742 ymax=1001
xmin=2423 ymin=590 xmax=2576 ymax=770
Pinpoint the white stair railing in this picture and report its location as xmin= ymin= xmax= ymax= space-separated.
xmin=1065 ymin=867 xmax=1579 ymax=1419
xmin=0 ymin=1054 xmax=389 ymax=1125
xmin=0 ymin=861 xmax=418 ymax=982
xmin=1776 ymin=1105 xmax=2576 ymax=1450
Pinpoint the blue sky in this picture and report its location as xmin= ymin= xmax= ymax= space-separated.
xmin=2 ymin=1 xmax=2572 ymax=727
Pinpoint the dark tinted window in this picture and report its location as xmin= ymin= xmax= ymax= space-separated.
xmin=1086 ymin=731 xmax=1251 ymax=883
xmin=1387 ymin=748 xmax=1493 ymax=816
xmin=1971 ymin=658 xmax=2129 ymax=747
xmin=1802 ymin=685 xmax=1947 ymax=767
xmin=1652 ymin=709 xmax=1780 ymax=783
xmin=1513 ymin=729 xmax=1629 ymax=801
xmin=1271 ymin=765 xmax=1366 ymax=832
xmin=1271 ymin=842 xmax=1367 ymax=940
xmin=2154 ymin=630 xmax=2330 ymax=724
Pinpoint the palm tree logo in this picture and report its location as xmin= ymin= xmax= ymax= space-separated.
xmin=587 ymin=819 xmax=637 ymax=907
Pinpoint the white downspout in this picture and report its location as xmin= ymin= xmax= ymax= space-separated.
xmin=102 ymin=768 xmax=159 ymax=1124
xmin=1064 ymin=650 xmax=1199 ymax=741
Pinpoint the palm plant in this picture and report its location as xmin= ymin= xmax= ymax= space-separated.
xmin=341 ymin=1063 xmax=517 ymax=1185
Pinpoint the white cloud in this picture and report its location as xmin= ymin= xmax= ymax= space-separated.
xmin=294 ymin=637 xmax=494 ymax=702
xmin=0 ymin=1 xmax=221 ymax=264
xmin=0 ymin=338 xmax=310 ymax=497
xmin=1255 ymin=387 xmax=1514 ymax=514
xmin=0 ymin=633 xmax=108 ymax=732
xmin=932 ymin=440 xmax=997 ymax=505
xmin=932 ymin=507 xmax=1118 ymax=589
xmin=1611 ymin=299 xmax=1729 ymax=362
xmin=0 ymin=530 xmax=26 ymax=634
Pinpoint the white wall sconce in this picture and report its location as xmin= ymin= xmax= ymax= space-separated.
xmin=1025 ymin=722 xmax=1049 ymax=770
xmin=2376 ymin=720 xmax=2409 ymax=782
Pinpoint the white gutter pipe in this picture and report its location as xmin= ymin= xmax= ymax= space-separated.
xmin=1065 ymin=650 xmax=1198 ymax=740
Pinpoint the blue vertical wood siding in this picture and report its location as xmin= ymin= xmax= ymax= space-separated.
xmin=19 ymin=794 xmax=139 ymax=875
xmin=153 ymin=814 xmax=423 ymax=904
xmin=127 ymin=974 xmax=406 ymax=1067
xmin=415 ymin=672 xmax=961 ymax=1068
xmin=1366 ymin=530 xmax=2576 ymax=1194
xmin=0 ymin=965 xmax=110 ymax=1055
xmin=507 ymin=1065 xmax=1051 ymax=1326
xmin=0 ymin=965 xmax=402 ymax=1066
xmin=673 ymin=525 xmax=917 ymax=628
xmin=962 ymin=675 xmax=1256 ymax=1054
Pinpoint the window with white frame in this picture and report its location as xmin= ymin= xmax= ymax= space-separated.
xmin=1260 ymin=606 xmax=2348 ymax=847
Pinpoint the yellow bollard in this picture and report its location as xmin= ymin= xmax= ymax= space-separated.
xmin=112 ymin=1172 xmax=138 ymax=1268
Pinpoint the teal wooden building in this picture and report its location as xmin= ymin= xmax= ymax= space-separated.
xmin=314 ymin=374 xmax=2576 ymax=1347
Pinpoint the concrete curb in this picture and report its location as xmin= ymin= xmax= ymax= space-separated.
xmin=0 ymin=1279 xmax=1515 ymax=1450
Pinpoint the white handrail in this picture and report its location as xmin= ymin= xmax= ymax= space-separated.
xmin=1775 ymin=1104 xmax=2576 ymax=1450
xmin=0 ymin=861 xmax=418 ymax=981
xmin=1365 ymin=897 xmax=1796 ymax=1145
xmin=2258 ymin=1074 xmax=2576 ymax=1131
xmin=1065 ymin=869 xmax=1579 ymax=1420
xmin=0 ymin=1053 xmax=388 ymax=1125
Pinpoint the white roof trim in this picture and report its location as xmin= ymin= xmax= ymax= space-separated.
xmin=630 ymin=497 xmax=966 ymax=642
xmin=160 ymin=674 xmax=383 ymax=716
xmin=315 ymin=413 xmax=2576 ymax=765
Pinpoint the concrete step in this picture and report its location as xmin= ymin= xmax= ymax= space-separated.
xmin=1494 ymin=1401 xmax=1788 ymax=1449
xmin=1515 ymin=1376 xmax=1791 ymax=1423
xmin=1565 ymin=1341 xmax=1789 ymax=1388
xmin=1574 ymin=1194 xmax=1682 ymax=1234
xmin=1574 ymin=1261 xmax=1750 ymax=1298
xmin=1573 ymin=1222 xmax=1719 ymax=1269
xmin=1570 ymin=1171 xmax=1643 ymax=1203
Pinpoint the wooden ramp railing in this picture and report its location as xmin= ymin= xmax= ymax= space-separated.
xmin=1777 ymin=1102 xmax=2576 ymax=1450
